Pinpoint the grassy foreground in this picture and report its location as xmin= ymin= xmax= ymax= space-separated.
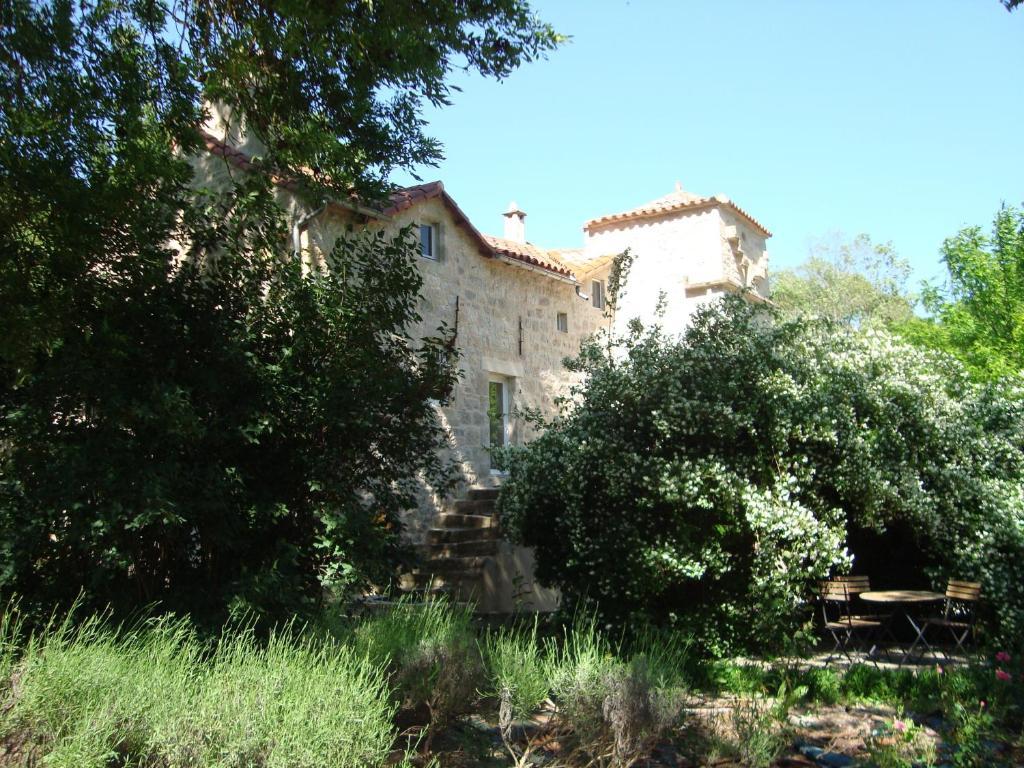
xmin=0 ymin=609 xmax=397 ymax=768
xmin=1 ymin=600 xmax=1021 ymax=767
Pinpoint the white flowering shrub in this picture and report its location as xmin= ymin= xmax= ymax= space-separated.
xmin=498 ymin=298 xmax=1024 ymax=652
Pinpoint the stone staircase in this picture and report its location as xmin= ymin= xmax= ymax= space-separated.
xmin=400 ymin=488 xmax=501 ymax=605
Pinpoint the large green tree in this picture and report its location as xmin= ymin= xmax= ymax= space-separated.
xmin=900 ymin=206 xmax=1024 ymax=381
xmin=0 ymin=0 xmax=559 ymax=621
xmin=771 ymin=233 xmax=915 ymax=329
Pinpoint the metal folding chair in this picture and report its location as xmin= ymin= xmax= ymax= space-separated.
xmin=819 ymin=578 xmax=883 ymax=666
xmin=905 ymin=579 xmax=981 ymax=663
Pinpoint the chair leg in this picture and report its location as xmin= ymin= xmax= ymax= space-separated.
xmin=832 ymin=630 xmax=855 ymax=664
xmin=949 ymin=626 xmax=973 ymax=660
xmin=859 ymin=627 xmax=881 ymax=668
xmin=824 ymin=630 xmax=842 ymax=664
xmin=843 ymin=632 xmax=858 ymax=664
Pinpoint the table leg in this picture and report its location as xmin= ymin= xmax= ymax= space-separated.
xmin=900 ymin=612 xmax=932 ymax=667
xmin=868 ymin=609 xmax=900 ymax=662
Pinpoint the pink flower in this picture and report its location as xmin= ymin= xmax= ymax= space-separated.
xmin=996 ymin=668 xmax=1012 ymax=682
xmin=893 ymin=719 xmax=908 ymax=733
xmin=996 ymin=651 xmax=1011 ymax=663
xmin=935 ymin=664 xmax=944 ymax=675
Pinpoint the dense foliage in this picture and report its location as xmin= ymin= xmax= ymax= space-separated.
xmin=499 ymin=298 xmax=1024 ymax=653
xmin=900 ymin=206 xmax=1024 ymax=381
xmin=0 ymin=0 xmax=558 ymax=621
xmin=771 ymin=233 xmax=915 ymax=329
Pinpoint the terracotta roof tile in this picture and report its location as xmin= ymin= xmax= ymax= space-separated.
xmin=200 ymin=131 xmax=300 ymax=192
xmin=585 ymin=187 xmax=771 ymax=237
xmin=551 ymin=249 xmax=616 ymax=275
xmin=384 ymin=183 xmax=578 ymax=281
xmin=482 ymin=235 xmax=575 ymax=279
xmin=383 ymin=181 xmax=447 ymax=215
xmin=199 ymin=133 xmax=591 ymax=283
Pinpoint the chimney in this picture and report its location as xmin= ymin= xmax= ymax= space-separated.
xmin=503 ymin=201 xmax=526 ymax=243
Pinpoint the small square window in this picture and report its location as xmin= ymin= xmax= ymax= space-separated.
xmin=419 ymin=223 xmax=438 ymax=260
xmin=591 ymin=280 xmax=605 ymax=309
xmin=556 ymin=312 xmax=568 ymax=333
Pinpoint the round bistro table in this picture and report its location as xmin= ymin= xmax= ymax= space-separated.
xmin=860 ymin=590 xmax=945 ymax=666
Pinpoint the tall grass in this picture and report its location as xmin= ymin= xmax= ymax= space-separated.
xmin=0 ymin=599 xmax=700 ymax=767
xmin=481 ymin=617 xmax=550 ymax=721
xmin=0 ymin=609 xmax=396 ymax=768
xmin=350 ymin=597 xmax=482 ymax=750
xmin=481 ymin=618 xmax=551 ymax=766
xmin=540 ymin=613 xmax=688 ymax=766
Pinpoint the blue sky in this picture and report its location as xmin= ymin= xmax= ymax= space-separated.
xmin=392 ymin=1 xmax=1024 ymax=290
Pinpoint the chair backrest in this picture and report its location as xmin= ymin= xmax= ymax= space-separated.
xmin=944 ymin=578 xmax=981 ymax=622
xmin=833 ymin=575 xmax=871 ymax=595
xmin=946 ymin=579 xmax=981 ymax=601
xmin=819 ymin=577 xmax=870 ymax=625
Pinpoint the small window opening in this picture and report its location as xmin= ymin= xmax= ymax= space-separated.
xmin=591 ymin=280 xmax=605 ymax=309
xmin=556 ymin=312 xmax=568 ymax=333
xmin=419 ymin=223 xmax=437 ymax=260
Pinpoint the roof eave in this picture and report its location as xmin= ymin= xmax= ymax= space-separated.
xmin=584 ymin=199 xmax=772 ymax=238
xmin=492 ymin=253 xmax=578 ymax=284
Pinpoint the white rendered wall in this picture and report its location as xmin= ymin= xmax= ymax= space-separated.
xmin=585 ymin=208 xmax=724 ymax=337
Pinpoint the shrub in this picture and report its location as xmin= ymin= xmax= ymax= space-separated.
xmin=721 ymin=693 xmax=792 ymax=768
xmin=500 ymin=297 xmax=1024 ymax=651
xmin=601 ymin=660 xmax=686 ymax=767
xmin=352 ymin=597 xmax=483 ymax=749
xmin=864 ymin=714 xmax=938 ymax=768
xmin=545 ymin=615 xmax=685 ymax=767
xmin=0 ymin=611 xmax=396 ymax=767
xmin=802 ymin=668 xmax=842 ymax=706
xmin=546 ymin=615 xmax=618 ymax=753
xmin=481 ymin=619 xmax=551 ymax=765
xmin=626 ymin=624 xmax=693 ymax=689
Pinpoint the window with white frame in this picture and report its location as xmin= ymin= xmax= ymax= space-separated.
xmin=556 ymin=312 xmax=568 ymax=333
xmin=591 ymin=280 xmax=605 ymax=309
xmin=419 ymin=223 xmax=439 ymax=260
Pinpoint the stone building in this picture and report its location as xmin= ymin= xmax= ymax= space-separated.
xmin=198 ymin=123 xmax=771 ymax=612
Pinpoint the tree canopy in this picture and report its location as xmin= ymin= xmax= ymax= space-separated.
xmin=770 ymin=233 xmax=915 ymax=329
xmin=0 ymin=0 xmax=559 ymax=622
xmin=900 ymin=206 xmax=1024 ymax=381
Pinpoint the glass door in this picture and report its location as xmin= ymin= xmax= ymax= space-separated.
xmin=488 ymin=378 xmax=509 ymax=472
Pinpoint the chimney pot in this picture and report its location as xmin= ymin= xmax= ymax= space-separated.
xmin=503 ymin=200 xmax=526 ymax=243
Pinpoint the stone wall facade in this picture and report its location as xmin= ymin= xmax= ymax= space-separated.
xmin=312 ymin=198 xmax=612 ymax=539
xmin=194 ymin=122 xmax=772 ymax=612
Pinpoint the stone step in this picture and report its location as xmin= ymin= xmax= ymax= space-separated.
xmin=451 ymin=498 xmax=497 ymax=516
xmin=399 ymin=571 xmax=482 ymax=593
xmin=412 ymin=555 xmax=490 ymax=575
xmin=437 ymin=512 xmax=497 ymax=529
xmin=466 ymin=487 xmax=501 ymax=501
xmin=422 ymin=539 xmax=499 ymax=559
xmin=427 ymin=526 xmax=499 ymax=545
xmin=392 ymin=583 xmax=453 ymax=600
xmin=359 ymin=589 xmax=455 ymax=610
